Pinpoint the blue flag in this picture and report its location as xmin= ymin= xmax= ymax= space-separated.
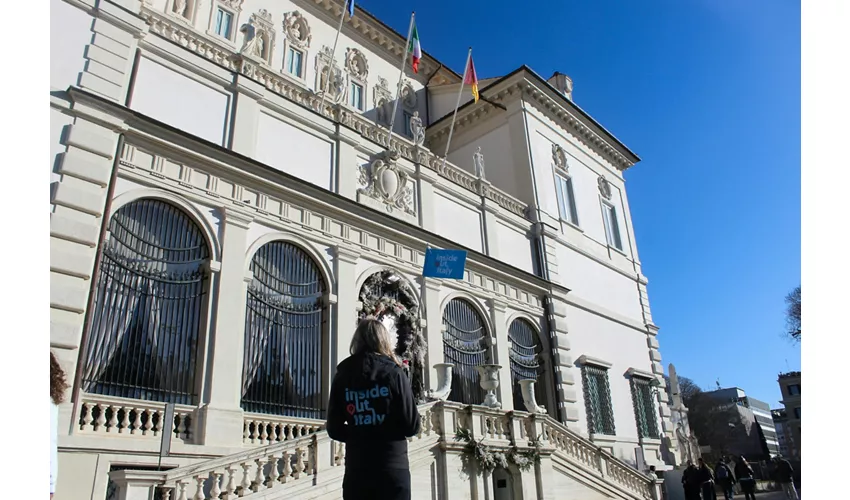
xmin=422 ymin=248 xmax=468 ymax=280
xmin=346 ymin=0 xmax=355 ymax=18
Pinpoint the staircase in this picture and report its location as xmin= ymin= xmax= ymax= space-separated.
xmin=111 ymin=402 xmax=661 ymax=500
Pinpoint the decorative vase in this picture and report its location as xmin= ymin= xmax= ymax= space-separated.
xmin=476 ymin=364 xmax=502 ymax=409
xmin=518 ymin=379 xmax=546 ymax=414
xmin=428 ymin=363 xmax=454 ymax=401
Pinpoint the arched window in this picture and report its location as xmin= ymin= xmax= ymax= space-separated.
xmin=81 ymin=199 xmax=211 ymax=405
xmin=242 ymin=241 xmax=327 ymax=419
xmin=442 ymin=298 xmax=489 ymax=405
xmin=508 ymin=319 xmax=550 ymax=415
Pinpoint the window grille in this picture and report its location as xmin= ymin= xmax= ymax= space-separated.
xmin=631 ymin=376 xmax=660 ymax=439
xmin=582 ymin=364 xmax=616 ymax=436
xmin=81 ymin=199 xmax=210 ymax=405
xmin=442 ymin=299 xmax=489 ymax=404
xmin=241 ymin=241 xmax=327 ymax=419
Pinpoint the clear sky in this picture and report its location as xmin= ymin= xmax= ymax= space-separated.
xmin=358 ymin=0 xmax=801 ymax=407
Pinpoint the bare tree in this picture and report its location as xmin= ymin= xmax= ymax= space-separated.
xmin=785 ymin=286 xmax=801 ymax=342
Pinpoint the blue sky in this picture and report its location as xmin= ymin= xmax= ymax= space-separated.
xmin=359 ymin=0 xmax=801 ymax=406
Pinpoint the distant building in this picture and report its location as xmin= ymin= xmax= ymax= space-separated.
xmin=703 ymin=387 xmax=780 ymax=460
xmin=777 ymin=372 xmax=801 ymax=459
xmin=772 ymin=408 xmax=792 ymax=458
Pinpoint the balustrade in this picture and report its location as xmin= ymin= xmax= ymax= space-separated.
xmin=78 ymin=394 xmax=194 ymax=442
xmin=242 ymin=414 xmax=323 ymax=446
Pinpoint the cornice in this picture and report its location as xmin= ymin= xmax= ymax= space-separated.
xmin=303 ymin=0 xmax=458 ymax=85
xmin=136 ymin=6 xmax=527 ymax=218
xmin=426 ymin=75 xmax=636 ymax=171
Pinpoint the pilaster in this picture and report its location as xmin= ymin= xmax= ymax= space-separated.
xmin=198 ymin=207 xmax=252 ymax=448
xmin=546 ymin=289 xmax=581 ymax=431
xmin=414 ymin=154 xmax=439 ymax=232
xmin=421 ymin=278 xmax=444 ymax=391
xmin=50 ymin=111 xmax=122 ymax=393
xmin=229 ymin=74 xmax=265 ymax=158
xmin=481 ymin=197 xmax=501 ymax=260
xmin=79 ymin=0 xmax=149 ymax=103
xmin=333 ymin=246 xmax=361 ymax=369
xmin=488 ymin=299 xmax=514 ymax=409
xmin=336 ymin=126 xmax=363 ymax=200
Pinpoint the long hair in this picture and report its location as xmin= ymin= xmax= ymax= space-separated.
xmin=50 ymin=351 xmax=69 ymax=405
xmin=350 ymin=317 xmax=402 ymax=366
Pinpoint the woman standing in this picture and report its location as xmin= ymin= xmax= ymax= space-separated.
xmin=326 ymin=318 xmax=421 ymax=500
xmin=734 ymin=455 xmax=757 ymax=500
xmin=50 ymin=352 xmax=68 ymax=499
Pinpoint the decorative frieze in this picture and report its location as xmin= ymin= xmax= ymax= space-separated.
xmin=136 ymin=6 xmax=529 ymax=219
xmin=117 ymin=141 xmax=543 ymax=311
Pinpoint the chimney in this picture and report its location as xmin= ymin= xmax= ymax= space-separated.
xmin=547 ymin=72 xmax=573 ymax=101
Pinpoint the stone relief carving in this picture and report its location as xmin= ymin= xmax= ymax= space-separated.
xmin=401 ymin=81 xmax=417 ymax=110
xmin=597 ymin=175 xmax=612 ymax=200
xmin=171 ymin=0 xmax=192 ymax=19
xmin=221 ymin=0 xmax=245 ymax=10
xmin=552 ymin=143 xmax=568 ymax=171
xmin=409 ymin=111 xmax=425 ymax=146
xmin=373 ymin=77 xmax=393 ymax=126
xmin=473 ymin=146 xmax=486 ymax=179
xmin=239 ymin=9 xmax=274 ymax=64
xmin=315 ymin=46 xmax=346 ymax=103
xmin=345 ymin=48 xmax=369 ymax=80
xmin=283 ymin=11 xmax=312 ymax=50
xmin=358 ymin=152 xmax=416 ymax=215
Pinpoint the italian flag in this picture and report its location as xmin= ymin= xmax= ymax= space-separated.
xmin=408 ymin=21 xmax=421 ymax=74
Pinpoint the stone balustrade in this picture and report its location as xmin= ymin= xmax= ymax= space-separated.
xmin=78 ymin=393 xmax=195 ymax=442
xmin=109 ymin=401 xmax=656 ymax=500
xmin=242 ymin=413 xmax=323 ymax=446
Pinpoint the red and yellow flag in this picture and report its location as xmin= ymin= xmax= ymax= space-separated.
xmin=464 ymin=55 xmax=479 ymax=103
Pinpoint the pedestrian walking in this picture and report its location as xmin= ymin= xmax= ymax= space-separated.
xmin=682 ymin=461 xmax=702 ymax=500
xmin=733 ymin=456 xmax=757 ymax=500
xmin=697 ymin=458 xmax=717 ymax=500
xmin=774 ymin=456 xmax=798 ymax=500
xmin=714 ymin=457 xmax=736 ymax=500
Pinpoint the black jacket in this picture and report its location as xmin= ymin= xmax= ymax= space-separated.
xmin=326 ymin=352 xmax=421 ymax=470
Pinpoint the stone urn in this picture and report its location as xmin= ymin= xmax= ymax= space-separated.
xmin=476 ymin=364 xmax=502 ymax=409
xmin=428 ymin=363 xmax=454 ymax=401
xmin=519 ymin=379 xmax=547 ymax=414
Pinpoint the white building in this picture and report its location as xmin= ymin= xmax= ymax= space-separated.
xmin=50 ymin=1 xmax=674 ymax=499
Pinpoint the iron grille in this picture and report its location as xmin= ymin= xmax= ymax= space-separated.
xmin=631 ymin=377 xmax=660 ymax=439
xmin=508 ymin=319 xmax=549 ymax=414
xmin=582 ymin=365 xmax=616 ymax=436
xmin=81 ymin=199 xmax=210 ymax=405
xmin=241 ymin=241 xmax=327 ymax=419
xmin=442 ymin=298 xmax=488 ymax=405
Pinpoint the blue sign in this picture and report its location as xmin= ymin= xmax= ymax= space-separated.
xmin=422 ymin=248 xmax=468 ymax=280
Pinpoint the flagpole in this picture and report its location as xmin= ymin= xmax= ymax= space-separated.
xmin=441 ymin=47 xmax=472 ymax=170
xmin=387 ymin=12 xmax=416 ymax=147
xmin=318 ymin=1 xmax=350 ymax=116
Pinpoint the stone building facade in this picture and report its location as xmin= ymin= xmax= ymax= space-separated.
xmin=50 ymin=1 xmax=673 ymax=498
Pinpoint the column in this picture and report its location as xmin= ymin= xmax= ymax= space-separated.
xmin=198 ymin=207 xmax=253 ymax=447
xmin=229 ymin=75 xmax=264 ymax=158
xmin=333 ymin=246 xmax=360 ymax=370
xmin=488 ymin=299 xmax=514 ymax=410
xmin=421 ymin=278 xmax=443 ymax=392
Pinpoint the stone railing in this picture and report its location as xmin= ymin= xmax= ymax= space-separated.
xmin=77 ymin=393 xmax=195 ymax=443
xmin=538 ymin=418 xmax=655 ymax=500
xmin=110 ymin=402 xmax=441 ymax=500
xmin=242 ymin=413 xmax=324 ymax=446
xmin=137 ymin=5 xmax=529 ymax=219
xmin=108 ymin=401 xmax=655 ymax=500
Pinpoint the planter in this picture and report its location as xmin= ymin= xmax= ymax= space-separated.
xmin=476 ymin=364 xmax=502 ymax=409
xmin=518 ymin=379 xmax=546 ymax=414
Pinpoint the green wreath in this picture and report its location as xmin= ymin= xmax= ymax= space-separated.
xmin=454 ymin=428 xmax=541 ymax=474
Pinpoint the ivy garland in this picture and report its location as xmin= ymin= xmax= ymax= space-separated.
xmin=358 ymin=270 xmax=428 ymax=402
xmin=454 ymin=428 xmax=542 ymax=474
